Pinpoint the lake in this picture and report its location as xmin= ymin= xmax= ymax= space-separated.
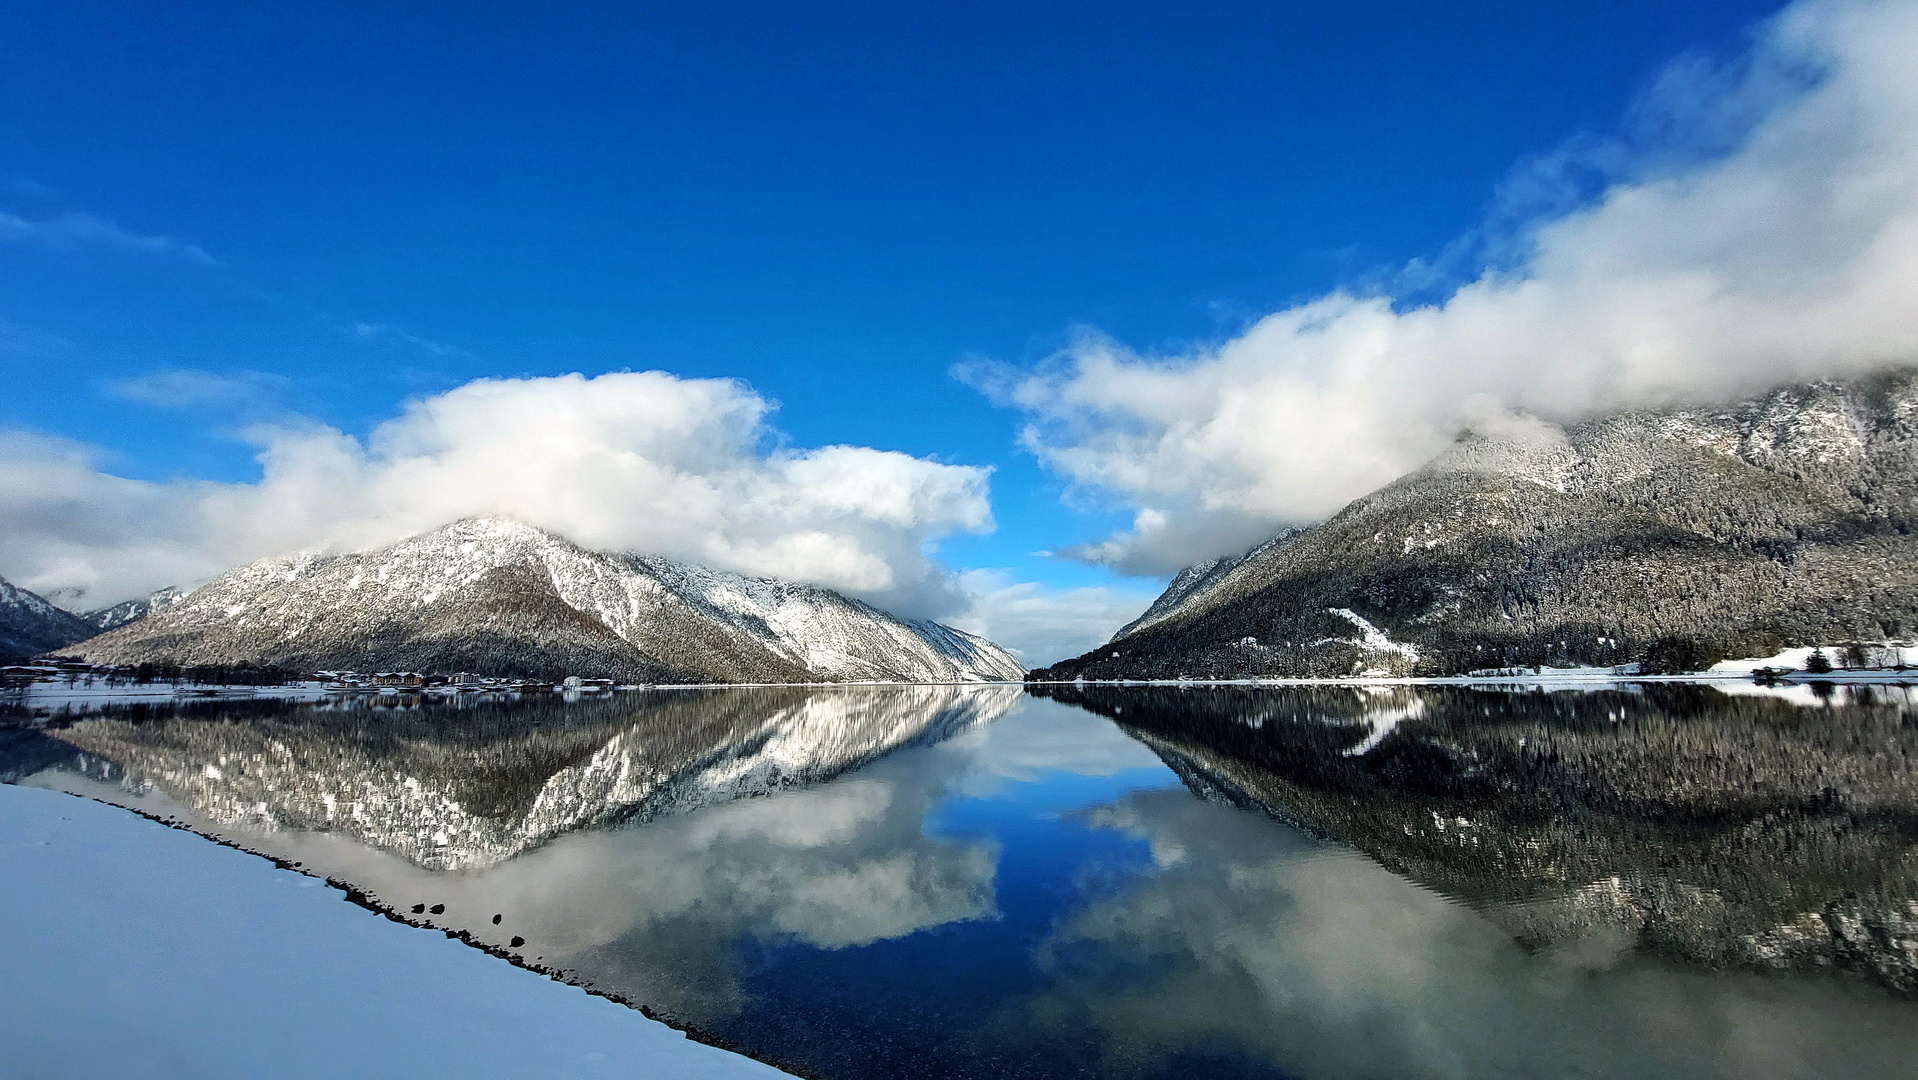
xmin=5 ymin=681 xmax=1916 ymax=1079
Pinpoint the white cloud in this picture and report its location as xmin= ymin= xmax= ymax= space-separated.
xmin=106 ymin=369 xmax=287 ymax=409
xmin=350 ymin=322 xmax=469 ymax=358
xmin=966 ymin=0 xmax=1918 ymax=574
xmin=948 ymin=569 xmax=1157 ymax=666
xmin=0 ymin=210 xmax=216 ymax=265
xmin=684 ymin=780 xmax=895 ymax=849
xmin=939 ymin=696 xmax=1169 ymax=791
xmin=0 ymin=370 xmax=993 ymax=616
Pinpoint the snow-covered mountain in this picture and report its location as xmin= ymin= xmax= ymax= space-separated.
xmin=1035 ymin=369 xmax=1918 ymax=679
xmin=82 ymin=586 xmax=186 ymax=633
xmin=50 ymin=684 xmax=1021 ymax=869
xmin=69 ymin=518 xmax=1024 ymax=683
xmin=0 ymin=576 xmax=96 ymax=662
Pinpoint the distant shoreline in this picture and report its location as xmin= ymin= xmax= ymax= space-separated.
xmin=1026 ymin=672 xmax=1918 ymax=687
xmin=2 ymin=679 xmax=1034 ymax=712
xmin=5 ymin=672 xmax=1913 ymax=714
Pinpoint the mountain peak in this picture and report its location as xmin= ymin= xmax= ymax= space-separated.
xmin=70 ymin=524 xmax=1024 ymax=684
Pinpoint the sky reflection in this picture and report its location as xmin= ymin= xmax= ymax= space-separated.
xmin=8 ymin=684 xmax=1917 ymax=1079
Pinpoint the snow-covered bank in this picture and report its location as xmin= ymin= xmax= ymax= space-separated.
xmin=1028 ymin=671 xmax=1918 ymax=696
xmin=1033 ymin=645 xmax=1918 ymax=689
xmin=0 ymin=784 xmax=793 ymax=1080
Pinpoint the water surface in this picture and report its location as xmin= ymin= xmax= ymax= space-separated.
xmin=5 ymin=682 xmax=1916 ymax=1079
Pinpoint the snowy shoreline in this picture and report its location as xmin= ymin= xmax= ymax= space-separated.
xmin=0 ymin=783 xmax=797 ymax=1079
xmin=8 ymin=670 xmax=1912 ymax=712
xmin=1027 ymin=672 xmax=1918 ymax=687
xmin=1025 ymin=647 xmax=1918 ymax=690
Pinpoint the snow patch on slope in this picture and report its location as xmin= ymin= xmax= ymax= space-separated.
xmin=1327 ymin=608 xmax=1421 ymax=660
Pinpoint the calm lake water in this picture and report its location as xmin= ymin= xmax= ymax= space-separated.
xmin=5 ymin=682 xmax=1918 ymax=1079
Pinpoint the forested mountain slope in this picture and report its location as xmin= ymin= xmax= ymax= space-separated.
xmin=1035 ymin=370 xmax=1918 ymax=679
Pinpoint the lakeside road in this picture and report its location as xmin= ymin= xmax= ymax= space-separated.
xmin=0 ymin=783 xmax=794 ymax=1080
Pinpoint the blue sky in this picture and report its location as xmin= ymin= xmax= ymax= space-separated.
xmin=2 ymin=0 xmax=1861 ymax=659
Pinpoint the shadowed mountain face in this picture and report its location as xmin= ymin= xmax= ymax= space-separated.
xmin=1035 ymin=371 xmax=1918 ymax=680
xmin=1031 ymin=682 xmax=1918 ymax=994
xmin=66 ymin=518 xmax=1024 ymax=684
xmin=0 ymin=576 xmax=95 ymax=662
xmin=30 ymin=684 xmax=1021 ymax=870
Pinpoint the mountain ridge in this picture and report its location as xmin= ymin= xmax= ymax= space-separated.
xmin=1033 ymin=369 xmax=1918 ymax=680
xmin=82 ymin=587 xmax=185 ymax=633
xmin=64 ymin=518 xmax=1024 ymax=683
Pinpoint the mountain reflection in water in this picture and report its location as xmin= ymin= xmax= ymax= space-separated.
xmin=1032 ymin=682 xmax=1918 ymax=995
xmin=25 ymin=685 xmax=1020 ymax=869
xmin=6 ymin=684 xmax=1917 ymax=1079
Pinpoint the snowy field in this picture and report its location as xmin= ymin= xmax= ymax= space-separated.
xmin=0 ymin=783 xmax=792 ymax=1080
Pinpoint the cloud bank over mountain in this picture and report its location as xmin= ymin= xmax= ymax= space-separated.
xmin=967 ymin=0 xmax=1918 ymax=574
xmin=946 ymin=569 xmax=1156 ymax=668
xmin=0 ymin=370 xmax=992 ymax=618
